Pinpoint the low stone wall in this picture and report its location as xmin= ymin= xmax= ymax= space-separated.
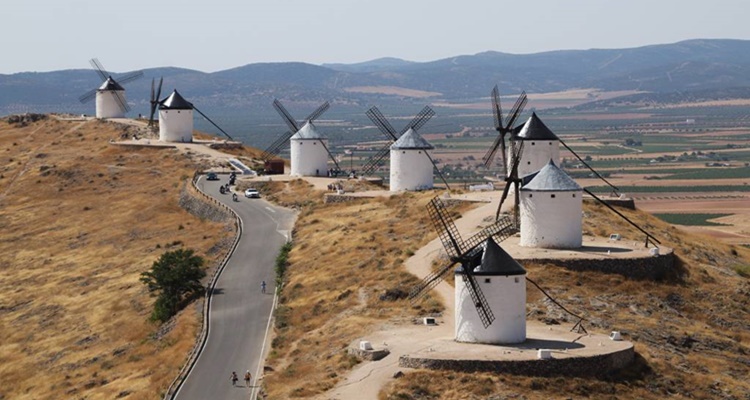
xmin=518 ymin=251 xmax=674 ymax=280
xmin=399 ymin=346 xmax=634 ymax=377
xmin=179 ymin=182 xmax=231 ymax=222
xmin=584 ymin=197 xmax=636 ymax=210
xmin=348 ymin=347 xmax=390 ymax=361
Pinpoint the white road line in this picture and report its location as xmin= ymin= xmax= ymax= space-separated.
xmin=265 ymin=206 xmax=276 ymax=213
xmin=250 ymin=286 xmax=279 ymax=400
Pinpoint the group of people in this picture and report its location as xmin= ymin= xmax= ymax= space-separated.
xmin=327 ymin=181 xmax=344 ymax=192
xmin=230 ymin=370 xmax=252 ymax=387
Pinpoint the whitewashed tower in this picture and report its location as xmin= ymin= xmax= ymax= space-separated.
xmin=510 ymin=112 xmax=560 ymax=178
xmin=520 ymin=160 xmax=583 ymax=248
xmin=290 ymin=122 xmax=329 ymax=176
xmin=390 ymin=128 xmax=434 ymax=191
xmin=159 ymin=90 xmax=194 ymax=143
xmin=455 ymin=237 xmax=527 ymax=344
xmin=95 ymin=78 xmax=127 ymax=119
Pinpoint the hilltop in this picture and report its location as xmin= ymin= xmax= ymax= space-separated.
xmin=0 ymin=115 xmax=238 ymax=398
xmin=256 ymin=182 xmax=750 ymax=398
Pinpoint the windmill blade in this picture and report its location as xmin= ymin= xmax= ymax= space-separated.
xmin=113 ymin=91 xmax=130 ymax=113
xmin=261 ymin=131 xmax=294 ymax=161
xmin=118 ymin=70 xmax=144 ymax=85
xmin=149 ymin=77 xmax=163 ymax=125
xmin=318 ymin=139 xmax=341 ymax=171
xmin=583 ymin=188 xmax=660 ymax=246
xmin=495 ymin=180 xmax=514 ymax=220
xmin=461 ymin=270 xmax=495 ymax=328
xmin=426 ymin=196 xmax=465 ymax=258
xmin=366 ymin=106 xmax=398 ymax=140
xmin=504 ymin=91 xmax=527 ymax=130
xmin=495 ymin=141 xmax=524 ymax=219
xmin=424 ymin=151 xmax=450 ymax=190
xmin=491 ymin=85 xmax=503 ymax=130
xmin=360 ymin=143 xmax=392 ymax=176
xmin=304 ymin=101 xmax=330 ymax=123
xmin=273 ymin=99 xmax=300 ymax=133
xmin=463 ymin=214 xmax=516 ymax=252
xmin=78 ymin=88 xmax=97 ymax=104
xmin=89 ymin=58 xmax=109 ymax=81
xmin=193 ymin=106 xmax=234 ymax=140
xmin=559 ymin=139 xmax=619 ymax=194
xmin=481 ymin=133 xmax=504 ymax=168
xmin=408 ymin=261 xmax=456 ymax=302
xmin=402 ymin=106 xmax=435 ymax=134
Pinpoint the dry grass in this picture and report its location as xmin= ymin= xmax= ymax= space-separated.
xmin=382 ymin=202 xmax=750 ymax=399
xmin=0 ymin=117 xmax=231 ymax=399
xmin=261 ymin=186 xmax=455 ymax=398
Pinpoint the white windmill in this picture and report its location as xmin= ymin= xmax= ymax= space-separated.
xmin=509 ymin=112 xmax=561 ymax=178
xmin=147 ymin=78 xmax=234 ymax=143
xmin=519 ymin=160 xmax=583 ymax=249
xmin=78 ymin=58 xmax=143 ymax=119
xmin=361 ymin=106 xmax=449 ymax=191
xmin=409 ymin=197 xmax=524 ymax=344
xmin=260 ymin=100 xmax=340 ymax=177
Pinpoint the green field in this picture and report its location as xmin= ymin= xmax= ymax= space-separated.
xmin=587 ymin=185 xmax=750 ymax=193
xmin=653 ymin=213 xmax=732 ymax=226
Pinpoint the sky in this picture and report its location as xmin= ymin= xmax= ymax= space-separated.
xmin=2 ymin=0 xmax=749 ymax=74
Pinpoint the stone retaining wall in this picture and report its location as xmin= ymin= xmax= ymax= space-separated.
xmin=399 ymin=346 xmax=634 ymax=377
xmin=348 ymin=347 xmax=390 ymax=361
xmin=179 ymin=182 xmax=231 ymax=222
xmin=584 ymin=197 xmax=636 ymax=210
xmin=519 ymin=251 xmax=674 ymax=280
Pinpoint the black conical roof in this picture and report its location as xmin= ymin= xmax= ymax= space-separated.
xmin=160 ymin=90 xmax=193 ymax=110
xmin=98 ymin=77 xmax=124 ymax=91
xmin=455 ymin=237 xmax=526 ymax=276
xmin=513 ymin=112 xmax=558 ymax=141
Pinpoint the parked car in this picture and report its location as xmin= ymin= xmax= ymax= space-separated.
xmin=244 ymin=188 xmax=260 ymax=198
xmin=206 ymin=172 xmax=219 ymax=181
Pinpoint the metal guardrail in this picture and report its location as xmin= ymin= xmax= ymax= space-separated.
xmin=162 ymin=171 xmax=244 ymax=399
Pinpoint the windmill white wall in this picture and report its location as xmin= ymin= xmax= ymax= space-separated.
xmin=390 ymin=149 xmax=433 ymax=191
xmin=520 ymin=161 xmax=583 ymax=249
xmin=95 ymin=90 xmax=126 ymax=119
xmin=455 ymin=273 xmax=526 ymax=344
xmin=508 ymin=112 xmax=560 ymax=178
xmin=159 ymin=109 xmax=194 ymax=143
xmin=511 ymin=141 xmax=560 ymax=178
xmin=290 ymin=137 xmax=329 ymax=176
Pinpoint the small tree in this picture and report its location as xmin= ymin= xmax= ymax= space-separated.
xmin=140 ymin=249 xmax=206 ymax=322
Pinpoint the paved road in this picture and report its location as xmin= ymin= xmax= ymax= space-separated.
xmin=175 ymin=175 xmax=295 ymax=400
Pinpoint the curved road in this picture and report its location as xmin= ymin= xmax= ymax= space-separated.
xmin=175 ymin=175 xmax=295 ymax=400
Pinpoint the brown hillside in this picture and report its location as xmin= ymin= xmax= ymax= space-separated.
xmin=0 ymin=116 xmax=233 ymax=399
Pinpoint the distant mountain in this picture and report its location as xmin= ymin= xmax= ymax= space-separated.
xmin=3 ymin=39 xmax=750 ymax=121
xmin=323 ymin=57 xmax=415 ymax=73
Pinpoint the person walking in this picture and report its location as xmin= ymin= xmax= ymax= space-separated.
xmin=231 ymin=371 xmax=238 ymax=387
xmin=261 ymin=280 xmax=267 ymax=294
xmin=244 ymin=370 xmax=251 ymax=387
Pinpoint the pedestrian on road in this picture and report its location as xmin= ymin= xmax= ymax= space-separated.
xmin=244 ymin=370 xmax=251 ymax=387
xmin=231 ymin=371 xmax=238 ymax=386
xmin=261 ymin=280 xmax=267 ymax=294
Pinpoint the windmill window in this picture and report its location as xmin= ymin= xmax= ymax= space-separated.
xmin=572 ymin=194 xmax=576 ymax=198
xmin=402 ymin=151 xmax=406 ymax=154
xmin=549 ymin=142 xmax=553 ymax=145
xmin=418 ymin=151 xmax=422 ymax=154
xmin=527 ymin=161 xmax=531 ymax=165
xmin=484 ymin=278 xmax=491 ymax=283
xmin=550 ymin=194 xmax=556 ymax=198
xmin=313 ymin=142 xmax=317 ymax=145
xmin=531 ymin=142 xmax=535 ymax=146
xmin=528 ymin=194 xmax=533 ymax=198
xmin=514 ymin=277 xmax=520 ymax=283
